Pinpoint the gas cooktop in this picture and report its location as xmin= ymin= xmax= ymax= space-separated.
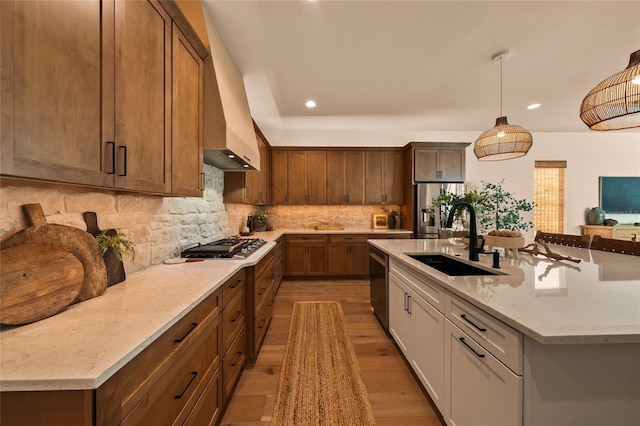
xmin=181 ymin=237 xmax=267 ymax=259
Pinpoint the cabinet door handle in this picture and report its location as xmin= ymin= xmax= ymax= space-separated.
xmin=403 ymin=293 xmax=408 ymax=311
xmin=230 ymin=278 xmax=242 ymax=289
xmin=107 ymin=141 xmax=116 ymax=174
xmin=257 ymin=319 xmax=266 ymax=329
xmin=231 ymin=351 xmax=243 ymax=367
xmin=268 ymin=299 xmax=274 ymax=307
xmin=285 ymin=194 xmax=288 ymax=203
xmin=460 ymin=314 xmax=487 ymax=332
xmin=174 ymin=323 xmax=197 ymax=343
xmin=174 ymin=371 xmax=198 ymax=399
xmin=201 ymin=172 xmax=205 ymax=190
xmin=436 ymin=170 xmax=443 ymax=178
xmin=407 ymin=295 xmax=412 ymax=314
xmin=230 ymin=310 xmax=242 ymax=323
xmin=459 ymin=337 xmax=485 ymax=359
xmin=346 ymin=194 xmax=349 ymax=203
xmin=118 ymin=145 xmax=127 ymax=176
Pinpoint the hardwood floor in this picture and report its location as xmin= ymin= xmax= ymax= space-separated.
xmin=220 ymin=279 xmax=445 ymax=426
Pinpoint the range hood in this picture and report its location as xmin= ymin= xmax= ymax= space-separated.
xmin=198 ymin=2 xmax=260 ymax=171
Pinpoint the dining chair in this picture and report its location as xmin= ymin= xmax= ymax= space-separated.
xmin=589 ymin=235 xmax=640 ymax=256
xmin=534 ymin=231 xmax=590 ymax=248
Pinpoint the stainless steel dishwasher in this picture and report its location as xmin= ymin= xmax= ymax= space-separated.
xmin=369 ymin=246 xmax=389 ymax=331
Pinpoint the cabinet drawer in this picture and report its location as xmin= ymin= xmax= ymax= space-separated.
xmin=286 ymin=234 xmax=328 ymax=244
xmin=254 ymin=289 xmax=274 ymax=350
xmin=120 ymin=315 xmax=222 ymax=425
xmin=182 ymin=363 xmax=222 ymax=426
xmin=222 ymin=328 xmax=247 ymax=402
xmin=614 ymin=228 xmax=639 ymax=241
xmin=328 ymin=234 xmax=368 ymax=243
xmin=390 ymin=259 xmax=445 ymax=313
xmin=222 ymin=288 xmax=245 ymax=353
xmin=444 ymin=319 xmax=522 ymax=426
xmin=223 ymin=270 xmax=244 ymax=308
xmin=445 ymin=292 xmax=522 ymax=374
xmin=96 ymin=289 xmax=221 ymax=424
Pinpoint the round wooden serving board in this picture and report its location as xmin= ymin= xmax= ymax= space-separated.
xmin=0 ymin=244 xmax=84 ymax=325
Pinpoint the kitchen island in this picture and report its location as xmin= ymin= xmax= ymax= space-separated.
xmin=369 ymin=238 xmax=640 ymax=426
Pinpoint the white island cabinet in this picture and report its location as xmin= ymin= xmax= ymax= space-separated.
xmin=389 ymin=263 xmax=445 ymax=411
xmin=381 ymin=239 xmax=640 ymax=426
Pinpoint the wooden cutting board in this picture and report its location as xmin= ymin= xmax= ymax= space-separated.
xmin=83 ymin=212 xmax=126 ymax=287
xmin=0 ymin=243 xmax=84 ymax=325
xmin=0 ymin=204 xmax=107 ymax=303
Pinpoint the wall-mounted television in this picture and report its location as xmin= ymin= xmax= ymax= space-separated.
xmin=599 ymin=177 xmax=640 ymax=214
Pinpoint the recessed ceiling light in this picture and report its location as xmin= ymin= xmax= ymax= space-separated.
xmin=527 ymin=103 xmax=541 ymax=110
xmin=305 ymin=100 xmax=316 ymax=108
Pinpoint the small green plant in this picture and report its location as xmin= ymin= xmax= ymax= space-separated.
xmin=431 ymin=189 xmax=489 ymax=227
xmin=95 ymin=233 xmax=135 ymax=261
xmin=252 ymin=209 xmax=272 ymax=223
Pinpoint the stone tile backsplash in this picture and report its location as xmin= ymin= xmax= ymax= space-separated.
xmin=0 ymin=165 xmax=399 ymax=274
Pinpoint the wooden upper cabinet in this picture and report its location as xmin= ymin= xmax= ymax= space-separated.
xmin=365 ymin=150 xmax=403 ymax=204
xmin=283 ymin=151 xmax=327 ymax=205
xmin=271 ymin=150 xmax=288 ymax=204
xmin=171 ymin=22 xmax=203 ymax=197
xmin=414 ymin=148 xmax=465 ymax=182
xmin=327 ymin=151 xmax=365 ymax=205
xmin=0 ymin=0 xmax=113 ymax=187
xmin=1 ymin=0 xmax=199 ymax=195
xmin=113 ymin=0 xmax=172 ymax=193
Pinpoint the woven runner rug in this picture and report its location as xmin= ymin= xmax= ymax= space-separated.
xmin=271 ymin=301 xmax=377 ymax=426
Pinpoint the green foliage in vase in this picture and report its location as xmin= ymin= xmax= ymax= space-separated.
xmin=95 ymin=233 xmax=136 ymax=261
xmin=431 ymin=190 xmax=488 ymax=223
xmin=252 ymin=209 xmax=272 ymax=223
xmin=478 ymin=179 xmax=535 ymax=233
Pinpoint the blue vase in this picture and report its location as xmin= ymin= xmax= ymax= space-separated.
xmin=586 ymin=207 xmax=605 ymax=225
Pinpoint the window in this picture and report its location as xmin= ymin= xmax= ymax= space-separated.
xmin=534 ymin=161 xmax=566 ymax=233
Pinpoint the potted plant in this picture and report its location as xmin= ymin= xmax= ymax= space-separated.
xmin=251 ymin=209 xmax=272 ymax=232
xmin=478 ymin=179 xmax=535 ymax=234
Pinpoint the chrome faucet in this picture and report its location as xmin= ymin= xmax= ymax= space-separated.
xmin=445 ymin=202 xmax=484 ymax=262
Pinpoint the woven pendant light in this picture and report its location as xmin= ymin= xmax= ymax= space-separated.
xmin=580 ymin=50 xmax=640 ymax=130
xmin=474 ymin=51 xmax=533 ymax=161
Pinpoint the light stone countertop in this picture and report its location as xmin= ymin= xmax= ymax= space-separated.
xmin=0 ymin=228 xmax=408 ymax=392
xmin=370 ymin=238 xmax=640 ymax=345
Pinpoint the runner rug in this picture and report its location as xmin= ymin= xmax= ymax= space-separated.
xmin=271 ymin=301 xmax=376 ymax=426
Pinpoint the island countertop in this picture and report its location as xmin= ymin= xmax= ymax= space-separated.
xmin=369 ymin=238 xmax=640 ymax=345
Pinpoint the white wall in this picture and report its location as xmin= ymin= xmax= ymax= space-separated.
xmin=465 ymin=131 xmax=640 ymax=239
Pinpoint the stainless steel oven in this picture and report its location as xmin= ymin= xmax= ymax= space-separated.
xmin=369 ymin=246 xmax=389 ymax=331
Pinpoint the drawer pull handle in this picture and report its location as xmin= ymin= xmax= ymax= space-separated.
xmin=407 ymin=295 xmax=412 ymax=314
xmin=174 ymin=323 xmax=197 ymax=343
xmin=231 ymin=351 xmax=243 ymax=367
xmin=174 ymin=371 xmax=198 ymax=399
xmin=403 ymin=293 xmax=408 ymax=311
xmin=268 ymin=299 xmax=274 ymax=307
xmin=257 ymin=319 xmax=266 ymax=329
xmin=460 ymin=314 xmax=486 ymax=332
xmin=118 ymin=145 xmax=127 ymax=176
xmin=459 ymin=337 xmax=485 ymax=359
xmin=230 ymin=310 xmax=242 ymax=323
xmin=106 ymin=141 xmax=116 ymax=174
xmin=230 ymin=278 xmax=242 ymax=289
xmin=258 ymin=288 xmax=266 ymax=296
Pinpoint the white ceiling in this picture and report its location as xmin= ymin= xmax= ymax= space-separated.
xmin=202 ymin=0 xmax=640 ymax=146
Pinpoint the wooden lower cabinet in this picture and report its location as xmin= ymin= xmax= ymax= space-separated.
xmin=328 ymin=234 xmax=369 ymax=276
xmin=273 ymin=237 xmax=284 ymax=293
xmin=96 ymin=289 xmax=222 ymax=425
xmin=246 ymin=251 xmax=275 ymax=361
xmin=284 ymin=235 xmax=328 ymax=276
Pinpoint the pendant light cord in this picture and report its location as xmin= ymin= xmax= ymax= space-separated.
xmin=499 ymin=56 xmax=503 ymax=117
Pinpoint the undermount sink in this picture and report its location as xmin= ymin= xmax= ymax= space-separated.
xmin=407 ymin=254 xmax=500 ymax=276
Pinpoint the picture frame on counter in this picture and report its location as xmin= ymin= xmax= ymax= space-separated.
xmin=372 ymin=214 xmax=388 ymax=229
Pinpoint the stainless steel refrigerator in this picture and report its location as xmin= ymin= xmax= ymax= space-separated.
xmin=415 ymin=183 xmax=466 ymax=238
